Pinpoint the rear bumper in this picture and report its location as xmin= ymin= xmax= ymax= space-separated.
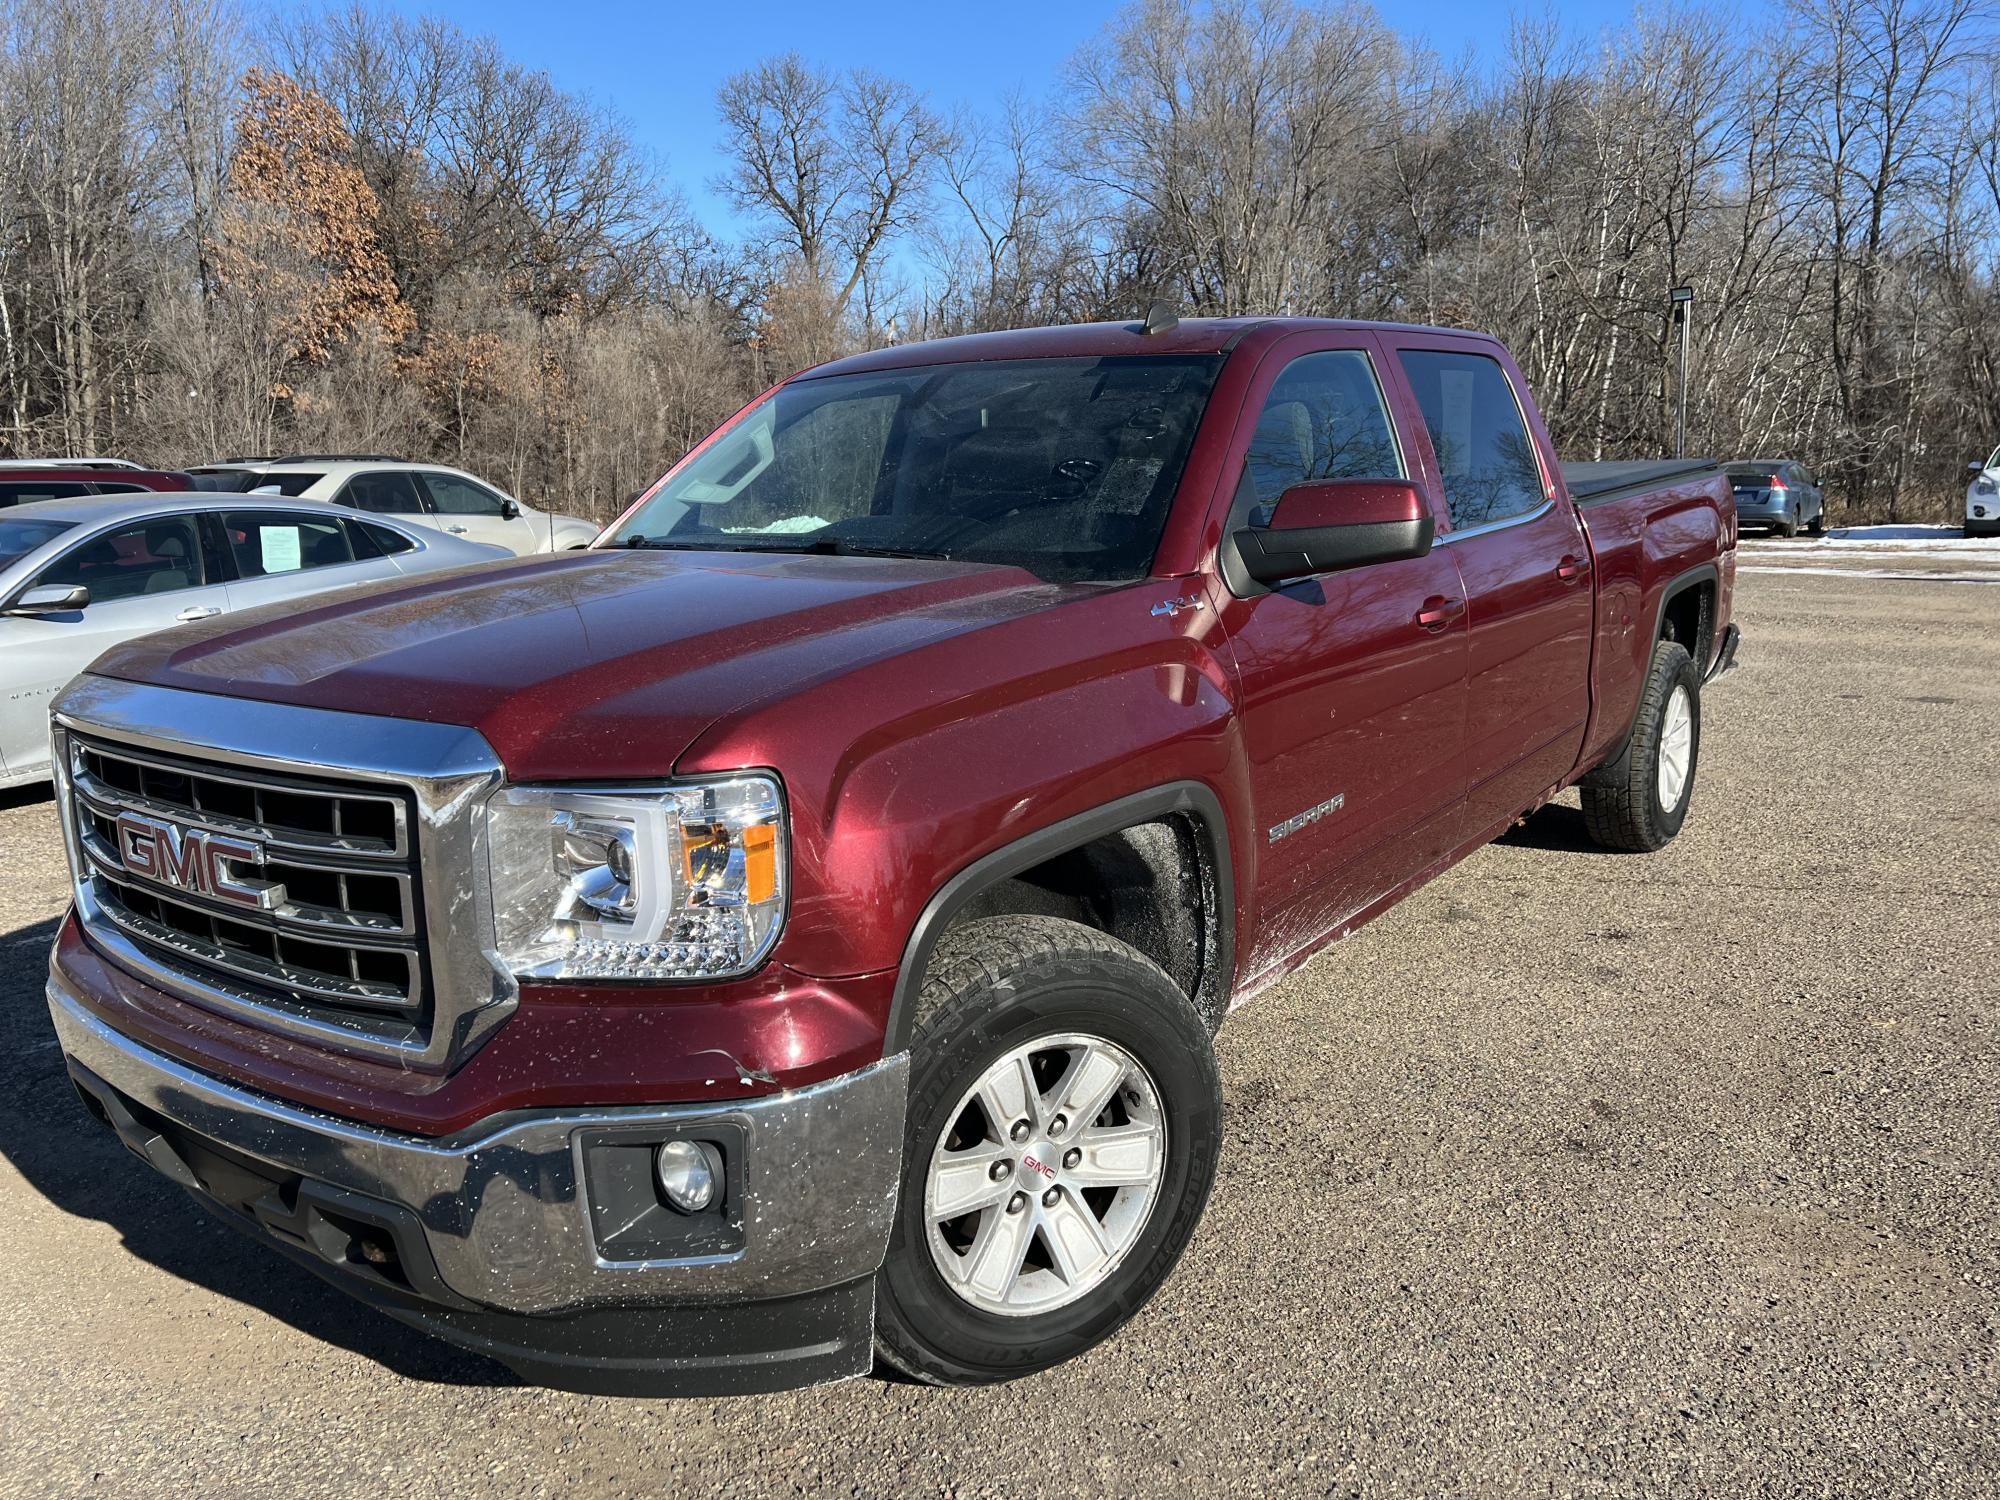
xmin=48 ymin=969 xmax=909 ymax=1394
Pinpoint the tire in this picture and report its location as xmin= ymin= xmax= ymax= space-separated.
xmin=1806 ymin=505 xmax=1826 ymax=535
xmin=873 ymin=915 xmax=1221 ymax=1386
xmin=1781 ymin=510 xmax=1801 ymax=537
xmin=1581 ymin=639 xmax=1702 ymax=853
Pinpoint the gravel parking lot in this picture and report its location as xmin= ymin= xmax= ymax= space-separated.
xmin=0 ymin=568 xmax=1994 ymax=1499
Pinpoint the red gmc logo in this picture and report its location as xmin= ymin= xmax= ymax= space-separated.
xmin=1023 ymin=1154 xmax=1056 ymax=1180
xmin=113 ymin=811 xmax=279 ymax=910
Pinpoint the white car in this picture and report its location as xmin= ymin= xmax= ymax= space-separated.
xmin=187 ymin=456 xmax=599 ymax=554
xmin=1967 ymin=445 xmax=2000 ymax=537
xmin=0 ymin=494 xmax=510 ymax=788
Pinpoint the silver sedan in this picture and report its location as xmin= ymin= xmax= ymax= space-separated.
xmin=0 ymin=494 xmax=510 ymax=788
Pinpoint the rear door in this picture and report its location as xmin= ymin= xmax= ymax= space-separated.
xmin=2 ymin=514 xmax=228 ymax=774
xmin=1385 ymin=335 xmax=1593 ymax=843
xmin=215 ymin=509 xmax=401 ymax=611
xmin=1211 ymin=331 xmax=1469 ymax=973
xmin=416 ymin=471 xmax=540 ymax=554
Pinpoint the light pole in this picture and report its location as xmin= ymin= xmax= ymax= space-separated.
xmin=1670 ymin=286 xmax=1694 ymax=458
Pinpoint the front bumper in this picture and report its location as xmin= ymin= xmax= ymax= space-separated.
xmin=48 ymin=970 xmax=909 ymax=1394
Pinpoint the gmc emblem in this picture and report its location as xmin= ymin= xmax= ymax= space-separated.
xmin=113 ymin=811 xmax=282 ymax=911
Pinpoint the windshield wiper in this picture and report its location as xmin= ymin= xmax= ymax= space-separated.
xmin=621 ymin=534 xmax=952 ymax=561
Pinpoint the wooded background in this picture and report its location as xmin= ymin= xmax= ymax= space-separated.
xmin=2 ymin=0 xmax=1994 ymax=524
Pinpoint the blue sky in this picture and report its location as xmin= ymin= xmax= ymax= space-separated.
xmin=378 ymin=0 xmax=1653 ymax=239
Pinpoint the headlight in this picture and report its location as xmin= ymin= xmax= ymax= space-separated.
xmin=1977 ymin=479 xmax=1996 ymax=495
xmin=485 ymin=775 xmax=786 ymax=980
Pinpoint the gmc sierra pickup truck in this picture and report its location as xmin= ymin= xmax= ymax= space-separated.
xmin=41 ymin=316 xmax=1738 ymax=1395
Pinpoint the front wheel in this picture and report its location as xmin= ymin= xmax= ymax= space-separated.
xmin=1581 ymin=639 xmax=1702 ymax=852
xmin=873 ymin=916 xmax=1221 ymax=1386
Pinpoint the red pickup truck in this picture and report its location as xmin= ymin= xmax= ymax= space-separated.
xmin=41 ymin=316 xmax=1737 ymax=1395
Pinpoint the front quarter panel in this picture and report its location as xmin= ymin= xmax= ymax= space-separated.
xmin=676 ymin=583 xmax=1250 ymax=986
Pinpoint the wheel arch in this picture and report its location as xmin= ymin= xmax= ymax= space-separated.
xmin=883 ymin=781 xmax=1236 ymax=1055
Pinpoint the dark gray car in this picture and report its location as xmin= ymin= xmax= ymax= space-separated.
xmin=1726 ymin=460 xmax=1826 ymax=537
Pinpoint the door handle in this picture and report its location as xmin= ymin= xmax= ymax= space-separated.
xmin=444 ymin=525 xmax=468 ymax=535
xmin=1415 ymin=595 xmax=1465 ymax=631
xmin=1556 ymin=554 xmax=1591 ymax=582
xmin=175 ymin=605 xmax=223 ymax=623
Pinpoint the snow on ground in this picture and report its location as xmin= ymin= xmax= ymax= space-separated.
xmin=1740 ymin=523 xmax=2000 ymax=555
xmin=1737 ymin=523 xmax=2000 ymax=581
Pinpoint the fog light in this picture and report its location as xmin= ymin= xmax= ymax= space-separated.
xmin=655 ymin=1139 xmax=721 ymax=1213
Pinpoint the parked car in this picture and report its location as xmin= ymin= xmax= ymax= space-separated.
xmin=0 ymin=466 xmax=194 ymax=508
xmin=0 ymin=456 xmax=145 ymax=471
xmin=1965 ymin=445 xmax=2000 ymax=536
xmin=183 ymin=455 xmax=598 ymax=553
xmin=38 ymin=316 xmax=1736 ymax=1396
xmin=1724 ymin=459 xmax=1825 ymax=536
xmin=0 ymin=494 xmax=507 ymax=788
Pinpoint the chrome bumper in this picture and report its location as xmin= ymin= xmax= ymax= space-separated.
xmin=47 ymin=972 xmax=908 ymax=1317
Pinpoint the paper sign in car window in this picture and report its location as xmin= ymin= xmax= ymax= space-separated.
xmin=262 ymin=526 xmax=303 ymax=572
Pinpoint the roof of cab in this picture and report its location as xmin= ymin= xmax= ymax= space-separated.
xmin=800 ymin=315 xmax=1496 ymax=380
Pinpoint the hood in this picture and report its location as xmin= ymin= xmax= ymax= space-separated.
xmin=91 ymin=549 xmax=1090 ymax=777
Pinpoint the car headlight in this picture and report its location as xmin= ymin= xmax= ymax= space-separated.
xmin=485 ymin=775 xmax=786 ymax=980
xmin=1977 ymin=479 xmax=1996 ymax=495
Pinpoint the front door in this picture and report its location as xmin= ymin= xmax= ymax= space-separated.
xmin=1212 ymin=335 xmax=1470 ymax=977
xmin=417 ymin=471 xmax=541 ymax=554
xmin=2 ymin=514 xmax=229 ymax=777
xmin=1387 ymin=338 xmax=1593 ymax=841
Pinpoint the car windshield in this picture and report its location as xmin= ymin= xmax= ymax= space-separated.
xmin=0 ymin=517 xmax=77 ymax=569
xmin=608 ymin=355 xmax=1224 ymax=584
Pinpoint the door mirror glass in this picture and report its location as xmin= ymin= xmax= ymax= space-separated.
xmin=1235 ymin=479 xmax=1435 ymax=583
xmin=6 ymin=583 xmax=90 ymax=616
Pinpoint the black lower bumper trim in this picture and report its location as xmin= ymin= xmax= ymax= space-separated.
xmin=71 ymin=1057 xmax=879 ymax=1397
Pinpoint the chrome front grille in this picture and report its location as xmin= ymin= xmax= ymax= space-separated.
xmin=68 ymin=736 xmax=429 ymax=1024
xmin=53 ymin=676 xmax=517 ymax=1073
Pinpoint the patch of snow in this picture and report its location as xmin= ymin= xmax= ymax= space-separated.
xmin=1741 ymin=523 xmax=2000 ymax=556
xmin=1738 ymin=564 xmax=2000 ymax=585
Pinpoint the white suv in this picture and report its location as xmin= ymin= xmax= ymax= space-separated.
xmin=189 ymin=457 xmax=600 ymax=554
xmin=1968 ymin=445 xmax=2000 ymax=537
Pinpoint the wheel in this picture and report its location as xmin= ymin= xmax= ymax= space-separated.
xmin=1581 ymin=639 xmax=1702 ymax=852
xmin=1806 ymin=505 xmax=1826 ymax=535
xmin=1781 ymin=510 xmax=1801 ymax=537
xmin=873 ymin=915 xmax=1221 ymax=1386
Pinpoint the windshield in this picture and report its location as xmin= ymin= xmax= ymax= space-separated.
xmin=609 ymin=355 xmax=1224 ymax=583
xmin=0 ymin=517 xmax=77 ymax=569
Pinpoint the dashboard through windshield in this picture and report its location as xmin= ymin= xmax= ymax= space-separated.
xmin=609 ymin=355 xmax=1223 ymax=584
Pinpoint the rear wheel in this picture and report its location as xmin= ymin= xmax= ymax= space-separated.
xmin=874 ymin=916 xmax=1221 ymax=1386
xmin=1581 ymin=639 xmax=1702 ymax=852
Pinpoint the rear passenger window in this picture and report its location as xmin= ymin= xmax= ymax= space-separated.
xmin=1242 ymin=350 xmax=1401 ymax=521
xmin=221 ymin=512 xmax=357 ymax=577
xmin=0 ymin=480 xmax=91 ymax=506
xmin=336 ymin=471 xmax=425 ymax=514
xmin=1396 ymin=350 xmax=1546 ymax=532
xmin=357 ymin=521 xmax=415 ymax=556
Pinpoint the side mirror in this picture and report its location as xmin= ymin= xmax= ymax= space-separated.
xmin=1233 ymin=479 xmax=1435 ymax=585
xmin=1971 ymin=462 xmax=1987 ymax=474
xmin=5 ymin=583 xmax=90 ymax=617
xmin=500 ymin=498 xmax=522 ymax=520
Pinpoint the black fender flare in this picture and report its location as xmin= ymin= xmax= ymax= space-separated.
xmin=881 ymin=780 xmax=1236 ymax=1055
xmin=1589 ymin=561 xmax=1718 ymax=779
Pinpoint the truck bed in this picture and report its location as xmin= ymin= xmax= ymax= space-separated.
xmin=1562 ymin=459 xmax=1721 ymax=506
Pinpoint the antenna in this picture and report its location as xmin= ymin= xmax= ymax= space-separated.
xmin=1140 ymin=301 xmax=1180 ymax=336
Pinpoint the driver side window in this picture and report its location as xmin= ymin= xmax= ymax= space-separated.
xmin=1243 ymin=351 xmax=1402 ymax=524
xmin=38 ymin=517 xmax=205 ymax=602
xmin=421 ymin=473 xmax=507 ymax=516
